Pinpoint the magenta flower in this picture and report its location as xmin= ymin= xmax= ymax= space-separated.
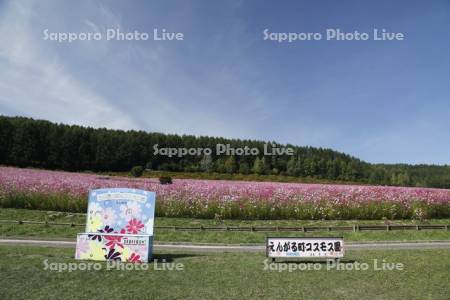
xmin=1 ymin=166 xmax=449 ymax=220
xmin=126 ymin=218 xmax=145 ymax=234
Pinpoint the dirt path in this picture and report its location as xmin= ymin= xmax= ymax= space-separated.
xmin=1 ymin=238 xmax=450 ymax=252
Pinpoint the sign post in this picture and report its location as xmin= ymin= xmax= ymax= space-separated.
xmin=266 ymin=237 xmax=344 ymax=262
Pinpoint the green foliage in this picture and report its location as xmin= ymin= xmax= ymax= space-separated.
xmin=130 ymin=166 xmax=144 ymax=177
xmin=199 ymin=155 xmax=213 ymax=172
xmin=1 ymin=191 xmax=449 ymax=220
xmin=261 ymin=157 xmax=271 ymax=175
xmin=224 ymin=156 xmax=236 ymax=174
xmin=286 ymin=156 xmax=297 ymax=176
xmin=238 ymin=162 xmax=250 ymax=174
xmin=0 ymin=191 xmax=86 ymax=213
xmin=251 ymin=157 xmax=264 ymax=175
xmin=1 ymin=115 xmax=450 ymax=188
xmin=159 ymin=176 xmax=173 ymax=184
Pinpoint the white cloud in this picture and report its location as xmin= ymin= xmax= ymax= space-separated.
xmin=0 ymin=0 xmax=139 ymax=130
xmin=0 ymin=0 xmax=260 ymax=137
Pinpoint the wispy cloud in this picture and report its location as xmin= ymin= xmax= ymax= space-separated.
xmin=0 ymin=0 xmax=139 ymax=130
xmin=1 ymin=0 xmax=449 ymax=164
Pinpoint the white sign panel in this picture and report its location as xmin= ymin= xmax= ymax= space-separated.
xmin=266 ymin=237 xmax=344 ymax=258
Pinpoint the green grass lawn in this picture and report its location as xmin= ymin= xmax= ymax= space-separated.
xmin=1 ymin=208 xmax=450 ymax=243
xmin=0 ymin=245 xmax=449 ymax=299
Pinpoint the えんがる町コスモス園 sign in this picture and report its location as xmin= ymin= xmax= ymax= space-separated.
xmin=266 ymin=237 xmax=344 ymax=259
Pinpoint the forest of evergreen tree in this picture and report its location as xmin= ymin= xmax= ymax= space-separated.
xmin=1 ymin=116 xmax=449 ymax=188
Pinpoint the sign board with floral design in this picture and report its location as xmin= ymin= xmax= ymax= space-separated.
xmin=75 ymin=188 xmax=155 ymax=263
xmin=76 ymin=233 xmax=152 ymax=263
xmin=85 ymin=188 xmax=155 ymax=235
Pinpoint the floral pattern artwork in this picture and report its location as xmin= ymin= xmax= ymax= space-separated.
xmin=127 ymin=253 xmax=142 ymax=263
xmin=75 ymin=237 xmax=89 ymax=254
xmin=76 ymin=188 xmax=155 ymax=263
xmin=85 ymin=188 xmax=155 ymax=235
xmin=104 ymin=233 xmax=125 ymax=250
xmin=120 ymin=202 xmax=142 ymax=221
xmin=126 ymin=218 xmax=145 ymax=234
xmin=75 ymin=233 xmax=152 ymax=263
xmin=105 ymin=248 xmax=122 ymax=261
xmin=101 ymin=207 xmax=117 ymax=225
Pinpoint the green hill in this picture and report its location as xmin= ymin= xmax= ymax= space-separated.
xmin=1 ymin=115 xmax=449 ymax=188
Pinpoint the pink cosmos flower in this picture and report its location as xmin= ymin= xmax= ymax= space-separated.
xmin=104 ymin=229 xmax=126 ymax=249
xmin=126 ymin=218 xmax=145 ymax=234
xmin=127 ymin=253 xmax=142 ymax=263
xmin=1 ymin=166 xmax=450 ymax=220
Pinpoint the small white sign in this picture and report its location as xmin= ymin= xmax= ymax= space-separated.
xmin=96 ymin=192 xmax=147 ymax=202
xmin=266 ymin=237 xmax=344 ymax=258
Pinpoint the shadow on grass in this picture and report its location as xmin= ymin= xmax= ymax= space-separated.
xmin=151 ymin=253 xmax=202 ymax=262
xmin=272 ymin=259 xmax=356 ymax=264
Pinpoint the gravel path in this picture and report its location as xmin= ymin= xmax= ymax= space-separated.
xmin=1 ymin=238 xmax=450 ymax=252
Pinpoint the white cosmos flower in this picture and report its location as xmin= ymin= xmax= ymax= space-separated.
xmin=101 ymin=207 xmax=116 ymax=226
xmin=120 ymin=201 xmax=142 ymax=220
xmin=88 ymin=202 xmax=103 ymax=216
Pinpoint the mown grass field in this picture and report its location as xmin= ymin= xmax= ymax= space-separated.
xmin=0 ymin=245 xmax=449 ymax=299
xmin=1 ymin=209 xmax=450 ymax=244
xmin=1 ymin=208 xmax=449 ymax=299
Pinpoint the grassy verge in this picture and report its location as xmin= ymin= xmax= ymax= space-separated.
xmin=1 ymin=209 xmax=450 ymax=243
xmin=0 ymin=245 xmax=449 ymax=299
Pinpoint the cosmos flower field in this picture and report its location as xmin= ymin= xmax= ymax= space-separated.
xmin=0 ymin=166 xmax=449 ymax=220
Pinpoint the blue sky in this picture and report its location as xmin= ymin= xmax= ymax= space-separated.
xmin=0 ymin=0 xmax=449 ymax=165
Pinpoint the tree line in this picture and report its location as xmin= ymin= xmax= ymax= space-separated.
xmin=1 ymin=116 xmax=449 ymax=188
